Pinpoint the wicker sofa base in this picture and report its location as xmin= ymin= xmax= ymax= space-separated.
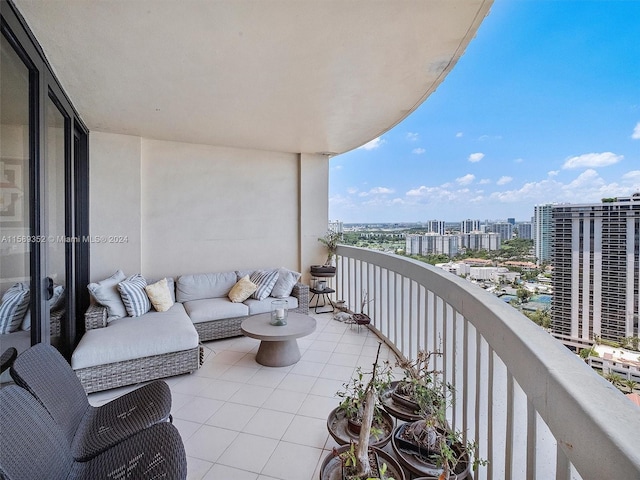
xmin=75 ymin=347 xmax=200 ymax=394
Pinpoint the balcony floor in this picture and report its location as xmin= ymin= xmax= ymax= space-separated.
xmin=88 ymin=312 xmax=400 ymax=480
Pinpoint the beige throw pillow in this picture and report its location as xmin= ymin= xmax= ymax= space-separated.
xmin=229 ymin=275 xmax=257 ymax=303
xmin=145 ymin=278 xmax=174 ymax=312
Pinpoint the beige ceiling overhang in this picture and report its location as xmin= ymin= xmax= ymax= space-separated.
xmin=13 ymin=0 xmax=492 ymax=155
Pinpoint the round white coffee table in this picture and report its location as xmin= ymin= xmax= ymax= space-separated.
xmin=241 ymin=312 xmax=316 ymax=367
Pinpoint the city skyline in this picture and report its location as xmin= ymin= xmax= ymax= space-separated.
xmin=329 ymin=0 xmax=640 ymax=223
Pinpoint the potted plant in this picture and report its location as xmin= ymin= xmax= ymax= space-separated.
xmin=382 ymin=349 xmax=447 ymax=421
xmin=327 ymin=344 xmax=395 ymax=447
xmin=318 ymin=231 xmax=341 ymax=266
xmin=389 ymin=356 xmax=487 ymax=479
xmin=320 ymin=344 xmax=405 ymax=480
xmin=393 ymin=420 xmax=486 ymax=480
xmin=352 ymin=291 xmax=373 ymax=327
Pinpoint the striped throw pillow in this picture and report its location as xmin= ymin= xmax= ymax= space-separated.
xmin=0 ymin=282 xmax=30 ymax=334
xmin=117 ymin=274 xmax=151 ymax=317
xmin=249 ymin=270 xmax=280 ymax=300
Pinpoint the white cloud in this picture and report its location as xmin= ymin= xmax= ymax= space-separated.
xmin=358 ymin=137 xmax=384 ymax=150
xmin=562 ymin=152 xmax=623 ymax=169
xmin=497 ymin=176 xmax=513 ymax=185
xmin=369 ymin=187 xmax=394 ymax=195
xmin=359 ymin=186 xmax=394 ymax=197
xmin=456 ymin=132 xmax=463 ymax=138
xmin=479 ymin=178 xmax=491 ymax=185
xmin=632 ymin=122 xmax=640 ymax=140
xmin=456 ymin=174 xmax=475 ymax=186
xmin=406 ymin=132 xmax=419 ymax=141
xmin=468 ymin=152 xmax=485 ymax=163
xmin=412 ymin=148 xmax=426 ymax=154
xmin=514 ymin=158 xmax=524 ymax=163
xmin=347 ymin=187 xmax=358 ymax=195
xmin=548 ymin=170 xmax=559 ymax=177
xmin=622 ymin=170 xmax=640 ymax=181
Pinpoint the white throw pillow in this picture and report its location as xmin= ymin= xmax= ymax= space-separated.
xmin=145 ymin=278 xmax=174 ymax=312
xmin=228 ymin=275 xmax=258 ymax=303
xmin=87 ymin=270 xmax=127 ymax=319
xmin=270 ymin=268 xmax=301 ymax=298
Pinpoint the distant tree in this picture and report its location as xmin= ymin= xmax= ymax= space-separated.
xmin=516 ymin=286 xmax=532 ymax=303
xmin=622 ymin=379 xmax=637 ymax=393
xmin=605 ymin=372 xmax=624 ymax=389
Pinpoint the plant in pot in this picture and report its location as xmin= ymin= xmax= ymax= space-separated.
xmin=383 ymin=349 xmax=447 ymax=421
xmin=391 ymin=363 xmax=487 ymax=479
xmin=352 ymin=291 xmax=373 ymax=326
xmin=327 ymin=344 xmax=394 ymax=447
xmin=321 ymin=344 xmax=405 ymax=480
xmin=318 ymin=230 xmax=341 ymax=266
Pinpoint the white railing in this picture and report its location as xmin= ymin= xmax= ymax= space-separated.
xmin=335 ymin=245 xmax=640 ymax=480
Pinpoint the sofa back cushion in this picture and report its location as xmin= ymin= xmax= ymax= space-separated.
xmin=176 ymin=272 xmax=237 ymax=302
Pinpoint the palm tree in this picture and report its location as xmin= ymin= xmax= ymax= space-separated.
xmin=622 ymin=379 xmax=637 ymax=393
xmin=604 ymin=372 xmax=624 ymax=389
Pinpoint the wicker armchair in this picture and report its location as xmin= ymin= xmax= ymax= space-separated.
xmin=10 ymin=343 xmax=173 ymax=461
xmin=0 ymin=385 xmax=186 ymax=480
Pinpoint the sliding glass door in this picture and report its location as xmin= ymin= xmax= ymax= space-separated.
xmin=1 ymin=2 xmax=89 ymax=361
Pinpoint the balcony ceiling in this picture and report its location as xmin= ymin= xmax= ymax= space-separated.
xmin=14 ymin=0 xmax=492 ymax=155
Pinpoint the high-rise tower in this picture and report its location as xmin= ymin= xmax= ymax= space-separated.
xmin=534 ymin=204 xmax=554 ymax=264
xmin=551 ymin=195 xmax=640 ymax=343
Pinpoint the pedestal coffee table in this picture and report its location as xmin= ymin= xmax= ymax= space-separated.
xmin=241 ymin=312 xmax=316 ymax=367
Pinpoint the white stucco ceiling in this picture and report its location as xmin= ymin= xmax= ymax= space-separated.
xmin=13 ymin=0 xmax=492 ymax=155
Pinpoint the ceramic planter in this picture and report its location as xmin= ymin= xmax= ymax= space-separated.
xmin=318 ymin=445 xmax=406 ymax=480
xmin=326 ymin=406 xmax=395 ymax=448
xmin=391 ymin=422 xmax=471 ymax=480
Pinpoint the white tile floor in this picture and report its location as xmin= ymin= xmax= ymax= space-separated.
xmin=88 ymin=313 xmax=401 ymax=480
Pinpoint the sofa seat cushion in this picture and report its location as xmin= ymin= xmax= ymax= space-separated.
xmin=244 ymin=296 xmax=299 ymax=315
xmin=183 ymin=298 xmax=249 ymax=324
xmin=176 ymin=272 xmax=237 ymax=302
xmin=71 ymin=303 xmax=198 ymax=370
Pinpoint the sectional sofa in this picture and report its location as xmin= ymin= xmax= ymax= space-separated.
xmin=71 ymin=268 xmax=309 ymax=393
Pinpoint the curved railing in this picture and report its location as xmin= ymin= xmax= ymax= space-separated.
xmin=334 ymin=245 xmax=640 ymax=480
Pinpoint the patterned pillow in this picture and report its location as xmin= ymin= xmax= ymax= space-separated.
xmin=249 ymin=270 xmax=280 ymax=300
xmin=0 ymin=282 xmax=30 ymax=334
xmin=270 ymin=268 xmax=301 ymax=298
xmin=117 ymin=274 xmax=151 ymax=317
xmin=228 ymin=275 xmax=258 ymax=303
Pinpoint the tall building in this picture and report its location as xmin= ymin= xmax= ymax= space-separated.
xmin=460 ymin=232 xmax=501 ymax=251
xmin=460 ymin=219 xmax=480 ymax=234
xmin=516 ymin=222 xmax=533 ymax=240
xmin=425 ymin=220 xmax=446 ymax=235
xmin=490 ymin=222 xmax=513 ymax=241
xmin=328 ymin=220 xmax=343 ymax=234
xmin=552 ymin=195 xmax=640 ymax=343
xmin=534 ymin=203 xmax=554 ymax=265
xmin=405 ymin=234 xmax=459 ymax=256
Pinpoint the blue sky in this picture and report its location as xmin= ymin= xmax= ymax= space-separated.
xmin=329 ymin=0 xmax=640 ymax=223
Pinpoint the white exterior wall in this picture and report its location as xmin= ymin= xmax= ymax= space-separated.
xmin=89 ymin=132 xmax=328 ymax=282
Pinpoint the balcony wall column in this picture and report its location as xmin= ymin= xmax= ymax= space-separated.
xmin=298 ymin=153 xmax=329 ymax=283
